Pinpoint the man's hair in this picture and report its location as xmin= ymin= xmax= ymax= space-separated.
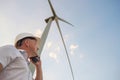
xmin=15 ymin=37 xmax=37 ymax=48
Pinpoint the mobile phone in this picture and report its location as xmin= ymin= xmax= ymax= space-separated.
xmin=30 ymin=56 xmax=40 ymax=63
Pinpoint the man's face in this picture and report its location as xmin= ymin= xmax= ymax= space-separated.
xmin=27 ymin=39 xmax=39 ymax=56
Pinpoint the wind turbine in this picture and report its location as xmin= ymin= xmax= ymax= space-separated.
xmin=30 ymin=0 xmax=75 ymax=80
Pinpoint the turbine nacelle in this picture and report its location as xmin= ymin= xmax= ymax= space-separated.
xmin=45 ymin=16 xmax=55 ymax=23
xmin=45 ymin=16 xmax=74 ymax=26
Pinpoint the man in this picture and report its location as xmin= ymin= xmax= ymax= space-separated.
xmin=0 ymin=33 xmax=43 ymax=80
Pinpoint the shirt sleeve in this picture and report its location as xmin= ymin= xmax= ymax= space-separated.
xmin=0 ymin=45 xmax=19 ymax=68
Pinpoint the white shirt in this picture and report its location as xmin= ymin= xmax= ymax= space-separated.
xmin=0 ymin=45 xmax=33 ymax=80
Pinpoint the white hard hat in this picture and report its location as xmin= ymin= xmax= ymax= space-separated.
xmin=15 ymin=33 xmax=40 ymax=46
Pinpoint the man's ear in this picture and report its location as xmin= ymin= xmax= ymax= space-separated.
xmin=24 ymin=39 xmax=30 ymax=47
xmin=0 ymin=63 xmax=3 ymax=72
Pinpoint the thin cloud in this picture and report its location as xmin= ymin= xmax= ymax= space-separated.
xmin=80 ymin=53 xmax=84 ymax=59
xmin=55 ymin=46 xmax=60 ymax=52
xmin=49 ymin=52 xmax=57 ymax=59
xmin=47 ymin=42 xmax=52 ymax=48
xmin=70 ymin=44 xmax=79 ymax=49
xmin=35 ymin=29 xmax=42 ymax=37
xmin=64 ymin=34 xmax=69 ymax=41
xmin=69 ymin=44 xmax=79 ymax=55
xmin=49 ymin=52 xmax=59 ymax=63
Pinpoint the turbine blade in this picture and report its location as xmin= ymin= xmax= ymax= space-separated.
xmin=38 ymin=18 xmax=53 ymax=56
xmin=55 ymin=17 xmax=75 ymax=80
xmin=29 ymin=18 xmax=53 ymax=74
xmin=48 ymin=0 xmax=57 ymax=16
xmin=58 ymin=17 xmax=74 ymax=26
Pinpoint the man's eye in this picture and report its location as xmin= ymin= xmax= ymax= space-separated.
xmin=37 ymin=48 xmax=39 ymax=51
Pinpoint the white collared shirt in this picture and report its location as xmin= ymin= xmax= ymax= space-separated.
xmin=0 ymin=45 xmax=33 ymax=80
xmin=19 ymin=49 xmax=30 ymax=65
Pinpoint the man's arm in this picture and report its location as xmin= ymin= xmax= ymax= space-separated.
xmin=35 ymin=60 xmax=43 ymax=80
xmin=0 ymin=63 xmax=3 ymax=73
xmin=28 ymin=52 xmax=43 ymax=80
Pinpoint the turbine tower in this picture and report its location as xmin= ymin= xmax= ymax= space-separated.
xmin=30 ymin=0 xmax=75 ymax=80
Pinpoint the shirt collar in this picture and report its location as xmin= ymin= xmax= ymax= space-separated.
xmin=18 ymin=49 xmax=30 ymax=64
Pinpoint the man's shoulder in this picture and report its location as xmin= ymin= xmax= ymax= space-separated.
xmin=0 ymin=45 xmax=20 ymax=56
xmin=0 ymin=45 xmax=16 ymax=51
xmin=0 ymin=45 xmax=15 ymax=48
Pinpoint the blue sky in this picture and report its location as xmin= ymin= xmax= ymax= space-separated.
xmin=0 ymin=0 xmax=120 ymax=80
